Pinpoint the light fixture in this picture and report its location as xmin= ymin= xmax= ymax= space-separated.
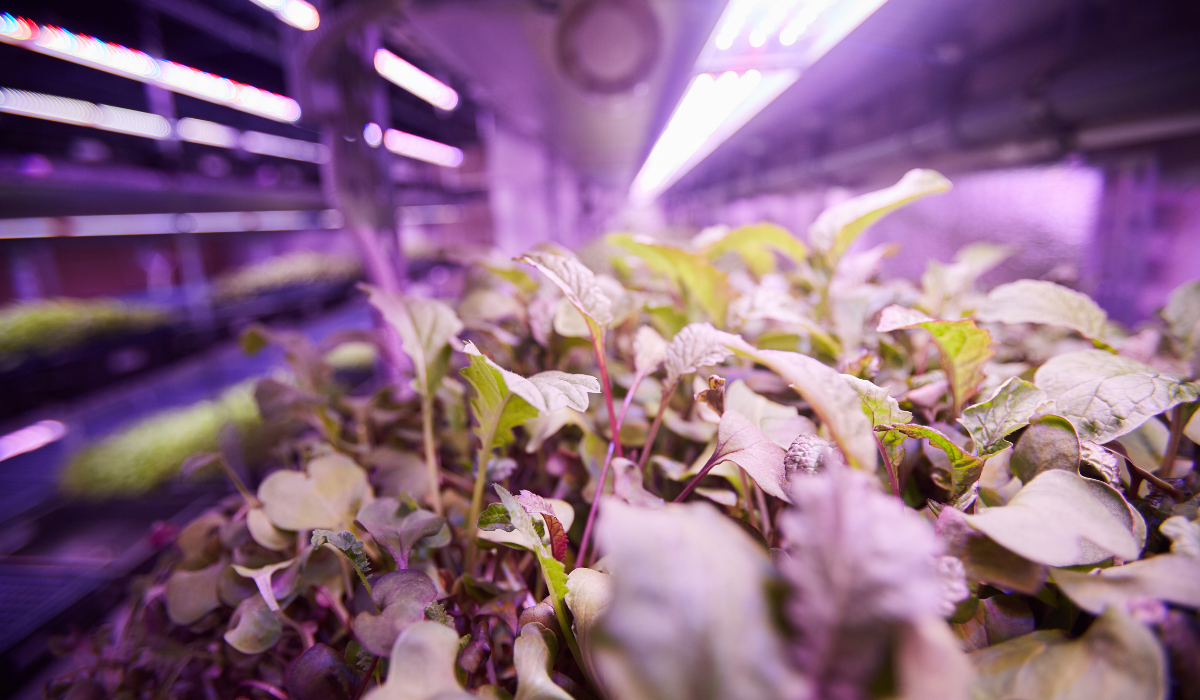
xmin=0 ymin=420 xmax=66 ymax=462
xmin=0 ymin=13 xmax=301 ymax=122
xmin=0 ymin=209 xmax=343 ymax=239
xmin=1 ymin=88 xmax=327 ymax=163
xmin=630 ymin=0 xmax=890 ymax=203
xmin=0 ymin=87 xmax=171 ymax=139
xmin=363 ymin=122 xmax=383 ymax=147
xmin=383 ymin=128 xmax=463 ymax=167
xmin=374 ymin=49 xmax=459 ymax=111
xmin=246 ymin=0 xmax=320 ymax=31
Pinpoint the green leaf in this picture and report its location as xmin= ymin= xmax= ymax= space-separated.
xmin=362 ymin=621 xmax=473 ymax=700
xmin=961 ymin=470 xmax=1143 ymax=567
xmin=809 ymin=169 xmax=951 ymax=265
xmin=224 ymin=593 xmax=282 ymax=654
xmin=970 ymin=607 xmax=1165 ymax=700
xmin=165 ymin=559 xmax=224 ymax=625
xmin=477 ymin=503 xmax=513 ymax=531
xmin=459 ymin=344 xmax=539 ymax=448
xmin=883 ymin=424 xmax=983 ymax=498
xmin=726 ymin=342 xmax=877 ymax=471
xmin=1052 ymin=554 xmax=1200 ymax=615
xmin=247 ymin=507 xmax=292 ymax=551
xmin=725 ymin=379 xmax=812 ymax=448
xmin=959 ymin=378 xmax=1047 ymax=457
xmin=353 ymin=570 xmax=439 ymax=657
xmin=710 ymin=409 xmax=790 ymax=502
xmin=311 ymin=529 xmax=370 ymax=572
xmin=976 ymin=280 xmax=1111 ymax=346
xmin=356 ymin=498 xmax=447 ymax=570
xmin=609 ymin=233 xmax=735 ymax=325
xmin=516 ymin=250 xmax=614 ymax=330
xmin=698 ymin=222 xmax=808 ymax=277
xmin=843 ymin=374 xmax=912 ymax=427
xmin=564 ymin=568 xmax=615 ymax=692
xmin=878 ymin=307 xmax=996 ymax=416
xmin=257 ymin=452 xmax=373 ymax=532
xmin=365 ymin=286 xmax=463 ymax=397
xmin=1162 ymin=278 xmax=1200 ymax=355
xmin=594 ymin=501 xmax=804 ymax=700
xmin=663 ymin=322 xmax=739 ymax=385
xmin=1034 ymin=349 xmax=1200 ymax=444
xmin=1009 ymin=415 xmax=1080 ymax=483
xmin=514 ymin=623 xmax=574 ymax=700
xmin=937 ymin=507 xmax=1047 ymax=595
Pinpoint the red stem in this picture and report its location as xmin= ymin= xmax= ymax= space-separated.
xmin=577 ymin=440 xmax=615 ymax=567
xmin=591 ymin=331 xmax=623 ymax=459
xmin=874 ymin=433 xmax=900 ymax=497
xmin=673 ymin=451 xmax=720 ymax=503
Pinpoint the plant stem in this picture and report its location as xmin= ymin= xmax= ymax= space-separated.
xmin=1161 ymin=405 xmax=1185 ymax=478
xmin=466 ymin=400 xmax=506 ymax=571
xmin=547 ymin=568 xmax=586 ymax=674
xmin=577 ymin=440 xmax=614 ymax=567
xmin=217 ymin=456 xmax=259 ymax=507
xmin=421 ymin=393 xmax=443 ymax=515
xmin=353 ymin=655 xmax=379 ymax=700
xmin=636 ymin=378 xmax=679 ymax=472
xmin=754 ymin=483 xmax=772 ymax=542
xmin=674 ymin=451 xmax=720 ymax=503
xmin=874 ymin=433 xmax=901 ymax=497
xmin=738 ymin=468 xmax=759 ymax=531
xmin=589 ymin=330 xmax=622 ymax=459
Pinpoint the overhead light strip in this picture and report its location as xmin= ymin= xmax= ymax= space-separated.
xmin=630 ymin=0 xmax=890 ymax=203
xmin=246 ymin=0 xmax=320 ymax=31
xmin=0 ymin=420 xmax=67 ymax=463
xmin=383 ymin=128 xmax=463 ymax=167
xmin=374 ymin=49 xmax=459 ymax=111
xmin=0 ymin=209 xmax=344 ymax=239
xmin=0 ymin=88 xmax=328 ymax=163
xmin=0 ymin=13 xmax=301 ymax=122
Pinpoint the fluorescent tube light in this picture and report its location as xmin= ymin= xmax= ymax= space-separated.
xmin=631 ymin=69 xmax=797 ymax=204
xmin=0 ymin=210 xmax=343 ymax=239
xmin=630 ymin=0 xmax=890 ymax=203
xmin=0 ymin=87 xmax=171 ymax=139
xmin=1 ymin=87 xmax=326 ymax=163
xmin=247 ymin=0 xmax=320 ymax=31
xmin=374 ymin=49 xmax=459 ymax=111
xmin=0 ymin=420 xmax=66 ymax=462
xmin=383 ymin=128 xmax=463 ymax=167
xmin=0 ymin=13 xmax=301 ymax=122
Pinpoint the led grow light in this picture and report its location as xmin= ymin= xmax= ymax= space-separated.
xmin=0 ymin=210 xmax=343 ymax=239
xmin=374 ymin=49 xmax=459 ymax=111
xmin=0 ymin=13 xmax=301 ymax=122
xmin=177 ymin=117 xmax=240 ymax=148
xmin=0 ymin=88 xmax=171 ymax=139
xmin=384 ymin=128 xmax=463 ymax=167
xmin=0 ymin=420 xmax=66 ymax=462
xmin=630 ymin=0 xmax=890 ymax=203
xmin=246 ymin=0 xmax=320 ymax=31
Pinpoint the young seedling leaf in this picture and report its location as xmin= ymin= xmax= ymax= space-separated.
xmin=477 ymin=503 xmax=513 ymax=531
xmin=1052 ymin=553 xmax=1200 ymax=615
xmin=515 ymin=490 xmax=569 ymax=562
xmin=564 ymin=568 xmax=615 ymax=694
xmin=609 ymin=234 xmax=735 ymax=325
xmin=362 ymin=621 xmax=473 ymax=700
xmin=633 ymin=325 xmax=668 ymax=373
xmin=364 ymin=286 xmax=463 ymax=397
xmin=1009 ymin=415 xmax=1080 ymax=483
xmin=664 ymin=322 xmax=740 ymax=385
xmin=970 ymin=607 xmax=1165 ymax=700
xmin=166 ymin=559 xmax=224 ymax=625
xmin=843 ymin=374 xmax=912 ymax=427
xmin=459 ymin=343 xmax=541 ymax=448
xmin=725 ymin=379 xmax=813 ymax=448
xmin=356 ymin=498 xmax=448 ymax=570
xmin=516 ymin=250 xmax=614 ymax=330
xmin=224 ymin=593 xmax=282 ymax=654
xmin=878 ymin=307 xmax=996 ymax=416
xmin=257 ymin=452 xmax=373 ymax=532
xmin=698 ymin=222 xmax=808 ymax=277
xmin=1034 ymin=349 xmax=1200 ymax=444
xmin=513 ymin=622 xmax=574 ymax=700
xmin=231 ymin=559 xmax=298 ymax=612
xmin=727 ymin=344 xmax=877 ymax=471
xmin=710 ymin=409 xmax=790 ymax=502
xmin=595 ymin=501 xmax=804 ymax=700
xmin=353 ymin=570 xmax=439 ymax=657
xmin=810 ymin=169 xmax=951 ymax=264
xmin=881 ymin=424 xmax=983 ymax=499
xmin=976 ymin=279 xmax=1111 ymax=347
xmin=961 ymin=470 xmax=1143 ymax=567
xmin=958 ymin=378 xmax=1047 ymax=457
xmin=247 ymin=507 xmax=292 ymax=551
